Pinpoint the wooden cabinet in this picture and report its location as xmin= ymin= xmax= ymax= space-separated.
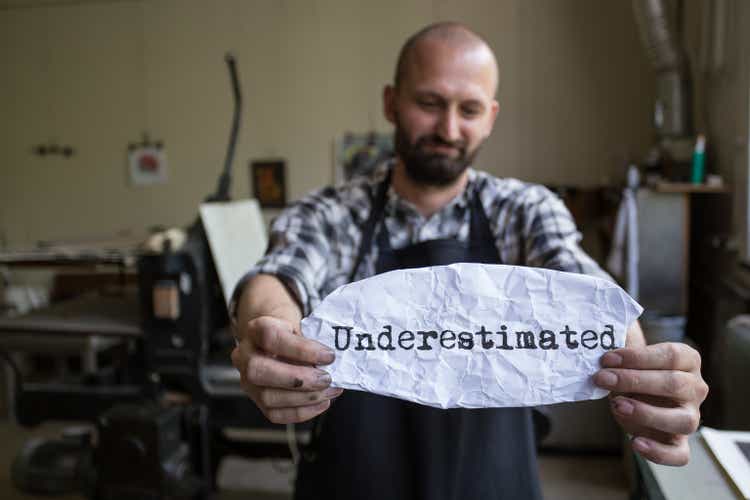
xmin=638 ymin=184 xmax=730 ymax=317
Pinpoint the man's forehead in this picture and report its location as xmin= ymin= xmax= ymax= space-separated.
xmin=403 ymin=39 xmax=498 ymax=99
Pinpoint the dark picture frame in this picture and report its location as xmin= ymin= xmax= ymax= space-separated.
xmin=250 ymin=159 xmax=286 ymax=208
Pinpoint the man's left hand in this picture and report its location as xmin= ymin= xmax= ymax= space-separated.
xmin=594 ymin=341 xmax=709 ymax=466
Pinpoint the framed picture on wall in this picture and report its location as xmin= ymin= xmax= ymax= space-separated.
xmin=250 ymin=159 xmax=286 ymax=208
xmin=128 ymin=145 xmax=168 ymax=186
xmin=333 ymin=131 xmax=393 ymax=184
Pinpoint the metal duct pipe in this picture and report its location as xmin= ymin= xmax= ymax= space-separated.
xmin=632 ymin=0 xmax=693 ymax=138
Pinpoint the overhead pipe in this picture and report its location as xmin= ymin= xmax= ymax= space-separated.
xmin=632 ymin=0 xmax=693 ymax=138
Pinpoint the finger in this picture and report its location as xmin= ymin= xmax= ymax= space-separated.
xmin=594 ymin=369 xmax=702 ymax=403
xmin=601 ymin=343 xmax=701 ymax=372
xmin=231 ymin=344 xmax=244 ymax=371
xmin=232 ymin=340 xmax=260 ymax=376
xmin=611 ymin=415 xmax=675 ymax=445
xmin=618 ymin=393 xmax=676 ymax=408
xmin=245 ymin=352 xmax=333 ymax=391
xmin=631 ymin=434 xmax=690 ymax=466
xmin=610 ymin=396 xmax=700 ymax=435
xmin=248 ymin=316 xmax=335 ymax=365
xmin=266 ymin=400 xmax=331 ymax=425
xmin=257 ymin=387 xmax=344 ymax=409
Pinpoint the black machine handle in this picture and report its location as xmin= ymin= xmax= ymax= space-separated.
xmin=206 ymin=53 xmax=242 ymax=203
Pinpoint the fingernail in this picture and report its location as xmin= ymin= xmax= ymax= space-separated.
xmin=596 ymin=370 xmax=618 ymax=388
xmin=317 ymin=347 xmax=336 ymax=365
xmin=602 ymin=352 xmax=623 ymax=367
xmin=633 ymin=437 xmax=650 ymax=452
xmin=315 ymin=371 xmax=332 ymax=388
xmin=323 ymin=387 xmax=344 ymax=399
xmin=612 ymin=397 xmax=634 ymax=416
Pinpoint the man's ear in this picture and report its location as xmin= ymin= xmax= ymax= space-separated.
xmin=383 ymin=85 xmax=396 ymax=124
xmin=484 ymin=99 xmax=500 ymax=138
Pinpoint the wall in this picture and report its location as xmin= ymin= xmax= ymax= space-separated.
xmin=0 ymin=0 xmax=655 ymax=247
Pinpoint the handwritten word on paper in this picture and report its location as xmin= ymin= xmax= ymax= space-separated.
xmin=301 ymin=263 xmax=643 ymax=409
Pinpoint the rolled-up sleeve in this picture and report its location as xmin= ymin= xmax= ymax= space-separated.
xmin=230 ymin=195 xmax=335 ymax=317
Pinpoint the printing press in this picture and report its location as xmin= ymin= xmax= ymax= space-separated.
xmin=0 ymin=55 xmax=305 ymax=500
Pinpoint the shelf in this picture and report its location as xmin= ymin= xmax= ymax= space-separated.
xmin=653 ymin=182 xmax=729 ymax=193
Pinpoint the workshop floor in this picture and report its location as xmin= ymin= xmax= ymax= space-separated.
xmin=0 ymin=420 xmax=630 ymax=500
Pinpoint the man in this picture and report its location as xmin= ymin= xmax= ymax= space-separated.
xmin=231 ymin=22 xmax=708 ymax=499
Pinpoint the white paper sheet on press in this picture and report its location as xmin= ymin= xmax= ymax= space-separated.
xmin=301 ymin=263 xmax=643 ymax=409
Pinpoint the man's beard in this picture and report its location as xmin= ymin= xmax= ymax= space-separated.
xmin=393 ymin=117 xmax=479 ymax=187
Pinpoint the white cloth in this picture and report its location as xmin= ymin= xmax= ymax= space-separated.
xmin=606 ymin=166 xmax=640 ymax=299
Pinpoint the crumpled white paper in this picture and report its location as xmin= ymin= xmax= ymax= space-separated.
xmin=301 ymin=263 xmax=643 ymax=409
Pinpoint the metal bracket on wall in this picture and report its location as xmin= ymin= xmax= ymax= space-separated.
xmin=32 ymin=142 xmax=74 ymax=158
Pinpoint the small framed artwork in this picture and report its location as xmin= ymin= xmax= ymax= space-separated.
xmin=128 ymin=145 xmax=168 ymax=186
xmin=333 ymin=131 xmax=393 ymax=184
xmin=250 ymin=159 xmax=286 ymax=208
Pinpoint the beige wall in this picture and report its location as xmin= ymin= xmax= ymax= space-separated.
xmin=0 ymin=0 xmax=654 ymax=247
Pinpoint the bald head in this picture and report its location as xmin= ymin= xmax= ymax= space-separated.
xmin=394 ymin=22 xmax=499 ymax=96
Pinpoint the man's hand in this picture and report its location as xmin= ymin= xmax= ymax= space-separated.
xmin=231 ymin=315 xmax=342 ymax=424
xmin=594 ymin=342 xmax=709 ymax=466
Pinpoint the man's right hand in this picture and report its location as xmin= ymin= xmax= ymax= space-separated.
xmin=231 ymin=315 xmax=342 ymax=424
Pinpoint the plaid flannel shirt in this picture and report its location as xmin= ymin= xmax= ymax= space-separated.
xmin=231 ymin=162 xmax=610 ymax=317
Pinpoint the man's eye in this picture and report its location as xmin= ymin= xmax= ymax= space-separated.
xmin=419 ymin=100 xmax=439 ymax=109
xmin=462 ymin=107 xmax=481 ymax=117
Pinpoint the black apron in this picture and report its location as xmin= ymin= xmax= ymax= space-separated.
xmin=295 ymin=169 xmax=542 ymax=500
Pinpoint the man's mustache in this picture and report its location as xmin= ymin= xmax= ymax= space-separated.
xmin=417 ymin=135 xmax=467 ymax=154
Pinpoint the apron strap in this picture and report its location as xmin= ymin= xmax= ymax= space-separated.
xmin=467 ymin=185 xmax=509 ymax=264
xmin=349 ymin=167 xmax=392 ymax=282
xmin=468 ymin=185 xmax=493 ymax=245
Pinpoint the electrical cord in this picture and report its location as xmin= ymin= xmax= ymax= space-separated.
xmin=0 ymin=349 xmax=23 ymax=394
xmin=0 ymin=349 xmax=23 ymax=422
xmin=285 ymin=423 xmax=300 ymax=465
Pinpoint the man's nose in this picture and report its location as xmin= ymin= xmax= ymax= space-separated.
xmin=436 ymin=108 xmax=461 ymax=144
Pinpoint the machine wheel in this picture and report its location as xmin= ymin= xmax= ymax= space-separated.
xmin=11 ymin=436 xmax=86 ymax=495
